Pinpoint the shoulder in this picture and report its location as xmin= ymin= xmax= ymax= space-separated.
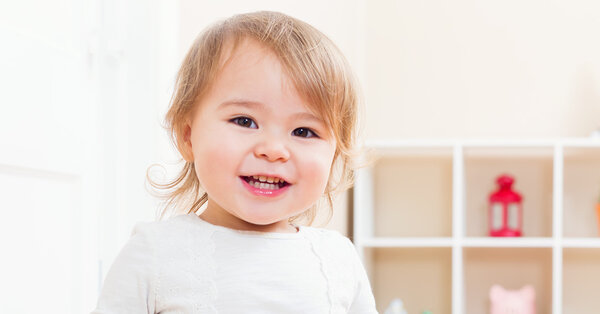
xmin=302 ymin=226 xmax=357 ymax=258
xmin=134 ymin=213 xmax=201 ymax=232
xmin=302 ymin=227 xmax=366 ymax=311
xmin=129 ymin=213 xmax=208 ymax=246
xmin=303 ymin=226 xmax=353 ymax=243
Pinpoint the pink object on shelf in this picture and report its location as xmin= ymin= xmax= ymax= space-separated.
xmin=489 ymin=285 xmax=536 ymax=314
xmin=488 ymin=174 xmax=523 ymax=237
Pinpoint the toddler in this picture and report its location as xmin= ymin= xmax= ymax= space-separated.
xmin=92 ymin=11 xmax=377 ymax=313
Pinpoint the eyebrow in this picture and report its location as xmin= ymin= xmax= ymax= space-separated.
xmin=219 ymin=99 xmax=265 ymax=110
xmin=219 ymin=99 xmax=325 ymax=124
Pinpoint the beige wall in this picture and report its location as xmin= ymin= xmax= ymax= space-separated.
xmin=365 ymin=0 xmax=600 ymax=139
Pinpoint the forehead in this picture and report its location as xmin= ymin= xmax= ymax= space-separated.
xmin=202 ymin=38 xmax=322 ymax=119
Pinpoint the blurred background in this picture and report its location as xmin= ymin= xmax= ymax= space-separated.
xmin=0 ymin=0 xmax=599 ymax=313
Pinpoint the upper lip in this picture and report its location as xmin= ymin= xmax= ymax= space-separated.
xmin=241 ymin=174 xmax=291 ymax=184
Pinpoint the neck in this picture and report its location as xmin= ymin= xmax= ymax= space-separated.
xmin=199 ymin=200 xmax=298 ymax=233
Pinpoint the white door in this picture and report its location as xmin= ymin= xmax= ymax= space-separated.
xmin=0 ymin=0 xmax=177 ymax=312
xmin=0 ymin=1 xmax=100 ymax=312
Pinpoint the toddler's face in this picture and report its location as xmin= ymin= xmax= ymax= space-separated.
xmin=185 ymin=38 xmax=336 ymax=232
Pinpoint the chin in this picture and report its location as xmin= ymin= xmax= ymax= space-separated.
xmin=234 ymin=204 xmax=282 ymax=223
xmin=237 ymin=208 xmax=291 ymax=226
xmin=240 ymin=214 xmax=282 ymax=226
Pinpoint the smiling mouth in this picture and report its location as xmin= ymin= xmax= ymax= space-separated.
xmin=241 ymin=175 xmax=289 ymax=190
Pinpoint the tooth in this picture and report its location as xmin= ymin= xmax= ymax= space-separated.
xmin=254 ymin=181 xmax=261 ymax=188
xmin=253 ymin=175 xmax=259 ymax=180
xmin=273 ymin=178 xmax=279 ymax=183
xmin=261 ymin=183 xmax=268 ymax=189
xmin=267 ymin=177 xmax=274 ymax=183
xmin=259 ymin=176 xmax=266 ymax=182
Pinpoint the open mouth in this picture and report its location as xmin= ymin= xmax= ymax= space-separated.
xmin=240 ymin=175 xmax=289 ymax=190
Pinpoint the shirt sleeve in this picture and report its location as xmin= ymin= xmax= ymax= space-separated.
xmin=91 ymin=222 xmax=157 ymax=314
xmin=344 ymin=237 xmax=379 ymax=314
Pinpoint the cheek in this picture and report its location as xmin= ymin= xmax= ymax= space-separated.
xmin=299 ymin=144 xmax=336 ymax=190
xmin=192 ymin=130 xmax=242 ymax=189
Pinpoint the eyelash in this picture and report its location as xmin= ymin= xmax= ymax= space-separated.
xmin=229 ymin=116 xmax=319 ymax=138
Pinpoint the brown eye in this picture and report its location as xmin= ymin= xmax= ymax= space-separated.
xmin=292 ymin=128 xmax=317 ymax=138
xmin=231 ymin=117 xmax=257 ymax=129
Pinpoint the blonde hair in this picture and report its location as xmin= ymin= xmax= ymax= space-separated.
xmin=147 ymin=11 xmax=362 ymax=226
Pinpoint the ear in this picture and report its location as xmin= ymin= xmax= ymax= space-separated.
xmin=489 ymin=284 xmax=505 ymax=302
xmin=178 ymin=123 xmax=194 ymax=162
xmin=520 ymin=285 xmax=536 ymax=301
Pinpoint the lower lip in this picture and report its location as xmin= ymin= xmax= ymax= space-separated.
xmin=240 ymin=177 xmax=290 ymax=197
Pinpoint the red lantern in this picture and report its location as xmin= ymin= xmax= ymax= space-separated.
xmin=488 ymin=174 xmax=523 ymax=237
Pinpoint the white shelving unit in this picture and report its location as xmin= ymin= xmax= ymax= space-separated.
xmin=353 ymin=138 xmax=600 ymax=314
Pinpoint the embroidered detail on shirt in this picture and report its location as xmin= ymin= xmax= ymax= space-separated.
xmin=304 ymin=229 xmax=357 ymax=314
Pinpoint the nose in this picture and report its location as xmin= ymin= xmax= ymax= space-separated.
xmin=254 ymin=132 xmax=290 ymax=162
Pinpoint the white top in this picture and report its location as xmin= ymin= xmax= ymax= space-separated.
xmin=91 ymin=213 xmax=378 ymax=314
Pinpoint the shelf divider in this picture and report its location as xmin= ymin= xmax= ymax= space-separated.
xmin=354 ymin=164 xmax=374 ymax=258
xmin=562 ymin=238 xmax=600 ymax=248
xmin=462 ymin=237 xmax=553 ymax=247
xmin=553 ymin=143 xmax=564 ymax=314
xmin=362 ymin=237 xmax=453 ymax=248
xmin=452 ymin=144 xmax=465 ymax=314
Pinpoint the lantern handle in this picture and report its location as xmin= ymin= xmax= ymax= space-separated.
xmin=497 ymin=174 xmax=514 ymax=189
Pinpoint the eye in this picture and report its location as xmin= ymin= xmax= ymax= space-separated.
xmin=230 ymin=117 xmax=258 ymax=129
xmin=292 ymin=127 xmax=318 ymax=138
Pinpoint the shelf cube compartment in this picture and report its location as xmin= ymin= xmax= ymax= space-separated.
xmin=369 ymin=147 xmax=453 ymax=237
xmin=367 ymin=247 xmax=451 ymax=314
xmin=464 ymin=147 xmax=554 ymax=238
xmin=463 ymin=247 xmax=552 ymax=314
xmin=563 ymin=248 xmax=600 ymax=313
xmin=563 ymin=147 xmax=600 ymax=238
